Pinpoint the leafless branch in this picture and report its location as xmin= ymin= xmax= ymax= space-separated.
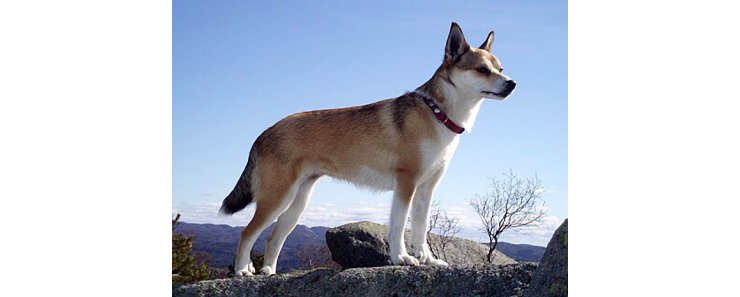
xmin=295 ymin=244 xmax=340 ymax=270
xmin=467 ymin=170 xmax=547 ymax=263
xmin=426 ymin=201 xmax=461 ymax=261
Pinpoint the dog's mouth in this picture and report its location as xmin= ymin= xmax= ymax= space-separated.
xmin=482 ymin=80 xmax=517 ymax=99
xmin=481 ymin=90 xmax=510 ymax=99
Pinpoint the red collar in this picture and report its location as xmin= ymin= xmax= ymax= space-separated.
xmin=415 ymin=91 xmax=465 ymax=134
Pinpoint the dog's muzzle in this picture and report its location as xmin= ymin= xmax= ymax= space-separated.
xmin=483 ymin=79 xmax=517 ymax=98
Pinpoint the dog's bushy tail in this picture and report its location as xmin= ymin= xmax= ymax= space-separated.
xmin=219 ymin=147 xmax=258 ymax=215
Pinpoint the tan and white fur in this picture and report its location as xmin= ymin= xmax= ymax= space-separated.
xmin=219 ymin=22 xmax=516 ymax=276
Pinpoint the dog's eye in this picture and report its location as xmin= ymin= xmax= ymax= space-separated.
xmin=475 ymin=67 xmax=491 ymax=75
xmin=499 ymin=68 xmax=504 ymax=73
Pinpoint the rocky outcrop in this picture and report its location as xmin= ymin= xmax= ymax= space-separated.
xmin=325 ymin=221 xmax=390 ymax=268
xmin=173 ymin=263 xmax=537 ymax=297
xmin=524 ymin=219 xmax=568 ymax=297
xmin=325 ymin=221 xmax=516 ymax=268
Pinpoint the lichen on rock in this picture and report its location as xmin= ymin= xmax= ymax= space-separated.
xmin=524 ymin=219 xmax=568 ymax=297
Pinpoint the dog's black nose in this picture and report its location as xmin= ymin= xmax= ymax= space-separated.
xmin=506 ymin=80 xmax=517 ymax=92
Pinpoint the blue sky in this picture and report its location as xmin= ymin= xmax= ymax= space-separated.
xmin=173 ymin=0 xmax=567 ymax=246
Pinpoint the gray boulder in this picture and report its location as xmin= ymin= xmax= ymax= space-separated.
xmin=173 ymin=263 xmax=537 ymax=297
xmin=325 ymin=221 xmax=516 ymax=268
xmin=524 ymin=219 xmax=568 ymax=297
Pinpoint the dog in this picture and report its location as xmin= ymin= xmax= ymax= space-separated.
xmin=220 ymin=22 xmax=516 ymax=276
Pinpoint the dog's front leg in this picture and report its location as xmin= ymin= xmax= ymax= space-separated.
xmin=410 ymin=169 xmax=449 ymax=266
xmin=388 ymin=178 xmax=419 ymax=266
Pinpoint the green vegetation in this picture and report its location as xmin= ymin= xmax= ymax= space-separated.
xmin=172 ymin=214 xmax=210 ymax=284
xmin=560 ymin=232 xmax=568 ymax=247
xmin=173 ymin=233 xmax=210 ymax=283
xmin=548 ymin=280 xmax=568 ymax=296
xmin=251 ymin=252 xmax=264 ymax=272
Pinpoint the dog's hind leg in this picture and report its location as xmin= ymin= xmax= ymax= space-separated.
xmin=234 ymin=205 xmax=279 ymax=276
xmin=388 ymin=175 xmax=419 ymax=266
xmin=234 ymin=165 xmax=300 ymax=277
xmin=260 ymin=175 xmax=319 ymax=275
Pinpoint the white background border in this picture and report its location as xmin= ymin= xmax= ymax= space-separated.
xmin=1 ymin=1 xmax=171 ymax=295
xmin=570 ymin=0 xmax=740 ymax=295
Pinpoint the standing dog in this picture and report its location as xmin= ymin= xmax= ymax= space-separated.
xmin=220 ymin=22 xmax=516 ymax=276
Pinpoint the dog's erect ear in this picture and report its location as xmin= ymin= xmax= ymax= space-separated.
xmin=479 ymin=31 xmax=494 ymax=52
xmin=445 ymin=22 xmax=470 ymax=63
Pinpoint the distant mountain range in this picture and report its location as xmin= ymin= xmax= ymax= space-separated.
xmin=175 ymin=222 xmax=329 ymax=272
xmin=174 ymin=222 xmax=544 ymax=272
xmin=489 ymin=242 xmax=546 ymax=262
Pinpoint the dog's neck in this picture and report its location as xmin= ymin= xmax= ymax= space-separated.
xmin=417 ymin=69 xmax=484 ymax=133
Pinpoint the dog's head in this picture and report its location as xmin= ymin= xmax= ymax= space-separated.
xmin=442 ymin=22 xmax=516 ymax=100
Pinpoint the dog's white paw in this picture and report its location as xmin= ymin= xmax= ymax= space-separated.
xmin=415 ymin=249 xmax=430 ymax=263
xmin=414 ymin=249 xmax=431 ymax=263
xmin=427 ymin=257 xmax=449 ymax=267
xmin=260 ymin=265 xmax=275 ymax=275
xmin=235 ymin=262 xmax=256 ymax=277
xmin=391 ymin=253 xmax=420 ymax=266
xmin=414 ymin=250 xmax=448 ymax=267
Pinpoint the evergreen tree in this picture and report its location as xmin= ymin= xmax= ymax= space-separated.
xmin=172 ymin=214 xmax=210 ymax=284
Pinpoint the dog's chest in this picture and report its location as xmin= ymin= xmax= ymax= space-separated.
xmin=418 ymin=134 xmax=460 ymax=180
